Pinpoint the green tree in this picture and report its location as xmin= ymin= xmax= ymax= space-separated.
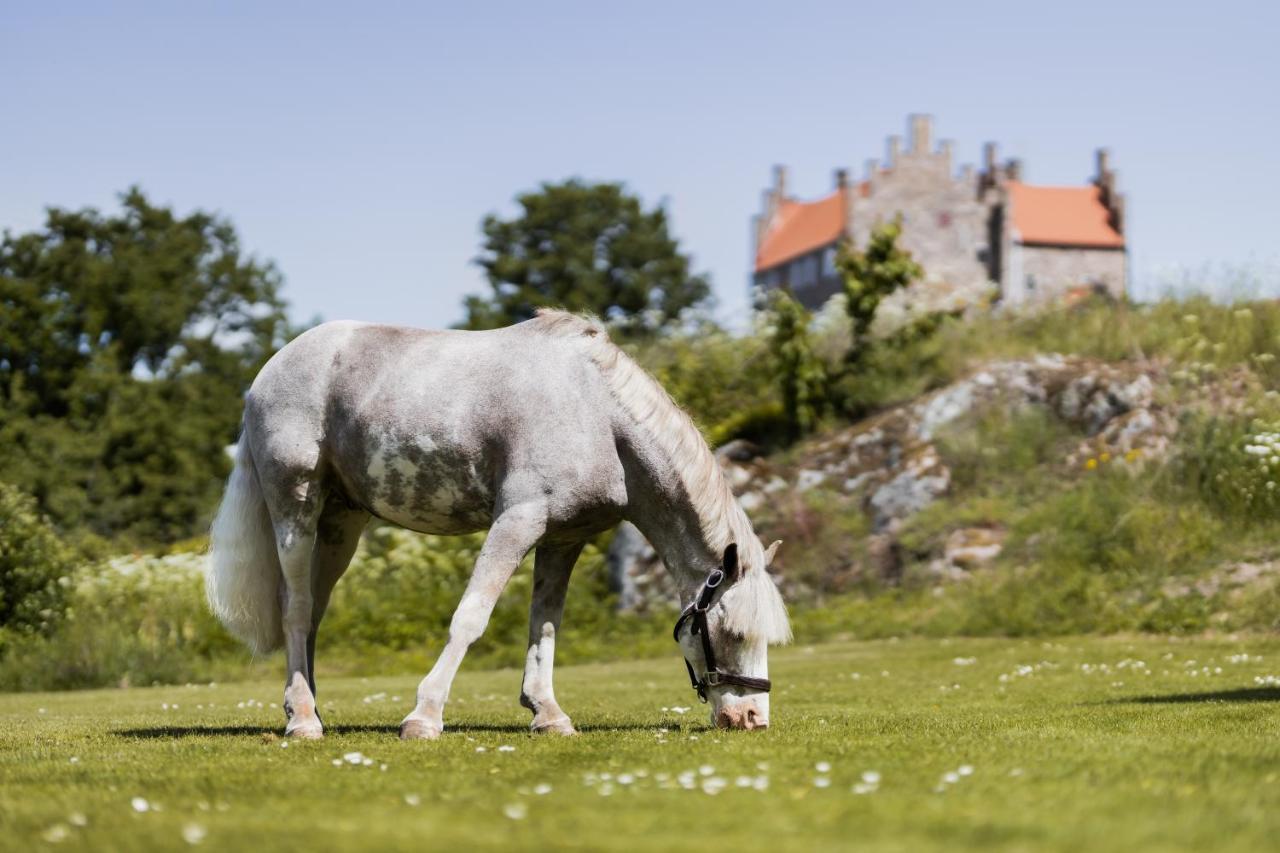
xmin=767 ymin=290 xmax=828 ymax=441
xmin=463 ymin=180 xmax=711 ymax=335
xmin=0 ymin=189 xmax=288 ymax=543
xmin=837 ymin=218 xmax=922 ymax=367
xmin=0 ymin=482 xmax=74 ymax=635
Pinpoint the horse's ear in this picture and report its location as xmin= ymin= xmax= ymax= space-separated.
xmin=722 ymin=543 xmax=740 ymax=582
xmin=764 ymin=539 xmax=782 ymax=565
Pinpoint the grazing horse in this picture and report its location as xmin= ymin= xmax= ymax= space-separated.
xmin=207 ymin=310 xmax=790 ymax=739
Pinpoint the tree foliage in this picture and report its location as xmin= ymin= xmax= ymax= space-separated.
xmin=836 ymin=218 xmax=922 ymax=367
xmin=766 ymin=290 xmax=828 ymax=441
xmin=463 ymin=180 xmax=711 ymax=336
xmin=0 ymin=189 xmax=288 ymax=543
xmin=0 ymin=482 xmax=73 ymax=635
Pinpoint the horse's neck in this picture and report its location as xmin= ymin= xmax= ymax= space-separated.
xmin=616 ymin=427 xmax=722 ymax=597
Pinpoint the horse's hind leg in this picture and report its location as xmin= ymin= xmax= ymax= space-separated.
xmin=306 ymin=498 xmax=370 ymax=699
xmin=520 ymin=542 xmax=584 ymax=735
xmin=261 ymin=472 xmax=327 ymax=740
xmin=400 ymin=502 xmax=547 ymax=740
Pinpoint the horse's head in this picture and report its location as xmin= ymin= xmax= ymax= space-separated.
xmin=674 ymin=540 xmax=791 ymax=730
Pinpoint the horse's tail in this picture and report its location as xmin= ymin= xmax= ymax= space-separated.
xmin=207 ymin=431 xmax=284 ymax=654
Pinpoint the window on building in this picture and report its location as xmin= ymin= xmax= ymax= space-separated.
xmin=1026 ymin=274 xmax=1037 ymax=291
xmin=823 ymin=247 xmax=837 ymax=278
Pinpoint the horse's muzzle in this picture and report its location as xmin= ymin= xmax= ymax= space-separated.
xmin=715 ymin=703 xmax=769 ymax=731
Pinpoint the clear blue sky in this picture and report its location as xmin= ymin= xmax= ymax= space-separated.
xmin=4 ymin=1 xmax=1278 ymax=329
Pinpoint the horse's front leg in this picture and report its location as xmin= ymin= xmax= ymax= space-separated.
xmin=520 ymin=542 xmax=584 ymax=735
xmin=400 ymin=502 xmax=547 ymax=740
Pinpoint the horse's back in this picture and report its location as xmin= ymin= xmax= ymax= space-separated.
xmin=245 ymin=320 xmax=624 ymax=534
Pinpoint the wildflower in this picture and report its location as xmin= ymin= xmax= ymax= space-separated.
xmin=131 ymin=797 xmax=151 ymax=813
xmin=813 ymin=777 xmax=831 ymax=788
xmin=1099 ymin=452 xmax=1111 ymax=463
xmin=404 ymin=793 xmax=421 ymax=806
xmin=815 ymin=761 xmax=832 ymax=773
xmin=42 ymin=824 xmax=71 ymax=843
xmin=1085 ymin=458 xmax=1098 ymax=470
xmin=698 ymin=765 xmax=715 ymax=776
xmin=862 ymin=771 xmax=881 ymax=785
xmin=503 ymin=803 xmax=528 ymax=820
xmin=958 ymin=765 xmax=974 ymax=776
xmin=497 ymin=745 xmax=516 ymax=753
xmin=533 ymin=783 xmax=553 ymax=796
xmin=68 ymin=813 xmax=87 ymax=827
xmin=182 ymin=823 xmax=207 ymax=845
xmin=701 ymin=776 xmax=727 ymax=795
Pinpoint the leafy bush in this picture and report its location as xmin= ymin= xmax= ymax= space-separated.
xmin=0 ymin=551 xmax=237 ymax=691
xmin=0 ymin=482 xmax=74 ymax=636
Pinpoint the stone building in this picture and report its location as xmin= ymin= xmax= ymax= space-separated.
xmin=751 ymin=115 xmax=1127 ymax=310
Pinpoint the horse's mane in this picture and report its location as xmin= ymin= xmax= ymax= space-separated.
xmin=530 ymin=309 xmax=791 ymax=644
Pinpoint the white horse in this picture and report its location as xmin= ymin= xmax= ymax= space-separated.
xmin=207 ymin=310 xmax=790 ymax=739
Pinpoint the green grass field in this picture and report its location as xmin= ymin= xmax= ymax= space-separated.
xmin=3 ymin=635 xmax=1279 ymax=852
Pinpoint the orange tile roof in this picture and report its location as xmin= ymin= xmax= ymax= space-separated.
xmin=1007 ymin=181 xmax=1124 ymax=248
xmin=755 ymin=188 xmax=848 ymax=271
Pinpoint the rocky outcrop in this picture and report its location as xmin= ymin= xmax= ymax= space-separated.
xmin=607 ymin=356 xmax=1177 ymax=611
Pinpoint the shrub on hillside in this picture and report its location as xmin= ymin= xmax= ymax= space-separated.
xmin=0 ymin=482 xmax=73 ymax=636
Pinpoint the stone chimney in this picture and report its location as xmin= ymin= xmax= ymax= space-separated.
xmin=909 ymin=114 xmax=933 ymax=154
xmin=979 ymin=142 xmax=998 ymax=194
xmin=772 ymin=164 xmax=788 ymax=199
xmin=755 ymin=167 xmax=790 ymax=250
xmin=938 ymin=139 xmax=954 ymax=173
xmin=888 ymin=135 xmax=902 ymax=168
xmin=834 ymin=168 xmax=849 ymax=191
xmin=1005 ymin=158 xmax=1023 ymax=182
xmin=1093 ymin=148 xmax=1124 ymax=236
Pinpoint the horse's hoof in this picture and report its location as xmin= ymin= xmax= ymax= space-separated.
xmin=285 ymin=720 xmax=324 ymax=740
xmin=399 ymin=718 xmax=442 ymax=741
xmin=532 ymin=716 xmax=577 ymax=736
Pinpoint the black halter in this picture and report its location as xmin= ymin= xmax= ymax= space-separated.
xmin=672 ymin=561 xmax=773 ymax=703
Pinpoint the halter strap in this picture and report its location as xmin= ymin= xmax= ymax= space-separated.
xmin=673 ymin=567 xmax=772 ymax=702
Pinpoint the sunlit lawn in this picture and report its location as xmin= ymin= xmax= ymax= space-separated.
xmin=2 ymin=635 xmax=1279 ymax=852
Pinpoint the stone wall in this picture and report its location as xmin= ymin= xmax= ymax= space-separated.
xmin=849 ymin=129 xmax=993 ymax=297
xmin=1010 ymin=245 xmax=1127 ymax=303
